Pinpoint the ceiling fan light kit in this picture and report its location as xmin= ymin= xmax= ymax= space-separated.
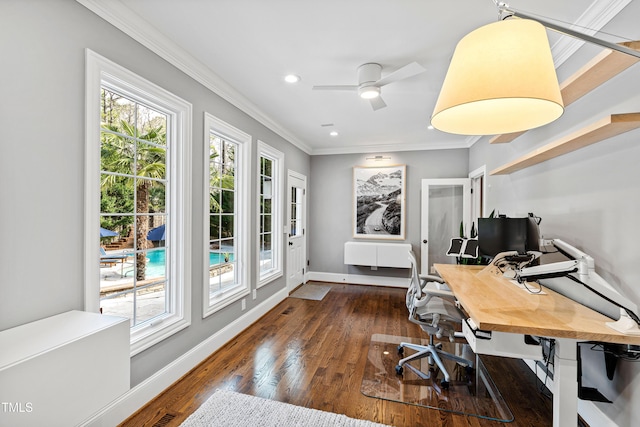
xmin=313 ymin=61 xmax=426 ymax=110
xmin=431 ymin=18 xmax=564 ymax=136
xmin=358 ymin=85 xmax=380 ymax=99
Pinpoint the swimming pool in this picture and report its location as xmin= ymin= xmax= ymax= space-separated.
xmin=126 ymin=248 xmax=233 ymax=278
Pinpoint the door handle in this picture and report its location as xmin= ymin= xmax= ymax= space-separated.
xmin=423 ymin=239 xmax=428 ymax=244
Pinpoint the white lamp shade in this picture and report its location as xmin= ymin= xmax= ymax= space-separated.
xmin=431 ymin=19 xmax=564 ymax=136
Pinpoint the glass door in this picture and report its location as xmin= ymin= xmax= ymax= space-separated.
xmin=420 ymin=179 xmax=470 ymax=275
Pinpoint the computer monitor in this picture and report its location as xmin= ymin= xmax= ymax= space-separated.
xmin=478 ymin=217 xmax=527 ymax=257
xmin=525 ymin=214 xmax=541 ymax=252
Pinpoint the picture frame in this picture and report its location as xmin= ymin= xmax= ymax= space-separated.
xmin=353 ymin=164 xmax=406 ymax=240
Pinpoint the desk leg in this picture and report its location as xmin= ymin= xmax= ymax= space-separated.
xmin=552 ymin=338 xmax=578 ymax=427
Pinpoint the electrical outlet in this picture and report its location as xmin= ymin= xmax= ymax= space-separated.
xmin=252 ymin=289 xmax=257 ymax=300
xmin=430 ymin=266 xmax=436 ymax=274
xmin=241 ymin=299 xmax=246 ymax=311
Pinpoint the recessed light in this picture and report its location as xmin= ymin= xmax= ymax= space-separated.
xmin=329 ymin=131 xmax=339 ymax=137
xmin=284 ymin=74 xmax=301 ymax=83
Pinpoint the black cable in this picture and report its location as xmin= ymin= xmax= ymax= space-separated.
xmin=589 ymin=342 xmax=640 ymax=362
xmin=565 ymin=274 xmax=640 ymax=326
xmin=535 ymin=338 xmax=554 ymax=399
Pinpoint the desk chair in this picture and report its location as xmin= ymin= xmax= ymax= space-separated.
xmin=396 ymin=251 xmax=473 ymax=389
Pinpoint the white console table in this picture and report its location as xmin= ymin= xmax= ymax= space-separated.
xmin=0 ymin=310 xmax=130 ymax=426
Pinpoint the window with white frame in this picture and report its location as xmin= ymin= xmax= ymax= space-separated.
xmin=257 ymin=141 xmax=284 ymax=287
xmin=204 ymin=113 xmax=251 ymax=317
xmin=85 ymin=50 xmax=192 ymax=356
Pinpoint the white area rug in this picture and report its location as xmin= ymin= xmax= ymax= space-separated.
xmin=290 ymin=283 xmax=332 ymax=301
xmin=180 ymin=389 xmax=391 ymax=427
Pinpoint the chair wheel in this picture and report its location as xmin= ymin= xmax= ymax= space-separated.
xmin=395 ymin=365 xmax=403 ymax=375
xmin=397 ymin=345 xmax=404 ymax=355
xmin=440 ymin=380 xmax=449 ymax=390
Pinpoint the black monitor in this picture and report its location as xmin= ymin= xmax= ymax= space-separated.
xmin=478 ymin=217 xmax=534 ymax=258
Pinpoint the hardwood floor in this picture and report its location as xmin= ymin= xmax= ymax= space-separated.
xmin=121 ymin=283 xmax=553 ymax=427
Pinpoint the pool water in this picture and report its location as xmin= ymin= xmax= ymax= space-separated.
xmin=127 ymin=248 xmax=233 ymax=278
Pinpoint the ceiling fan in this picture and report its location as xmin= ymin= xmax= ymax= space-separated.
xmin=312 ymin=62 xmax=426 ymax=110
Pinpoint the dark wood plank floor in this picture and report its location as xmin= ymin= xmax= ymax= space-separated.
xmin=121 ymin=282 xmax=553 ymax=427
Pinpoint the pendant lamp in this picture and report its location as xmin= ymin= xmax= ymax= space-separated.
xmin=431 ymin=18 xmax=564 ymax=135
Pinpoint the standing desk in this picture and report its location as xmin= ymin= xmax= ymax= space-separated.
xmin=435 ymin=263 xmax=640 ymax=427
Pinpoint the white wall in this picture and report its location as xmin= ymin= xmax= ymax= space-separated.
xmin=308 ymin=149 xmax=468 ymax=277
xmin=469 ymin=2 xmax=640 ymax=424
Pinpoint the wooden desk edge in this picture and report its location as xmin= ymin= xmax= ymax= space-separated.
xmin=434 ymin=263 xmax=640 ymax=346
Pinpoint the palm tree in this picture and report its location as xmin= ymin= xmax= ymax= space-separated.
xmin=101 ymin=119 xmax=166 ymax=280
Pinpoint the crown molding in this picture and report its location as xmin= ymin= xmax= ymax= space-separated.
xmin=550 ymin=0 xmax=632 ymax=66
xmin=311 ymin=139 xmax=472 ymax=156
xmin=76 ymin=0 xmax=313 ymax=155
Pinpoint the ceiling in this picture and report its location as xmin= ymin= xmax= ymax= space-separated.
xmin=86 ymin=0 xmax=625 ymax=155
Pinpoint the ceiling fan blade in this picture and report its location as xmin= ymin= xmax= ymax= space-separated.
xmin=375 ymin=62 xmax=426 ymax=87
xmin=312 ymin=85 xmax=358 ymax=91
xmin=370 ymin=96 xmax=387 ymax=111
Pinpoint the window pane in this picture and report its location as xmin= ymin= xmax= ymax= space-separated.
xmin=209 ymin=215 xmax=220 ymax=241
xmin=101 ymin=175 xmax=134 ymax=214
xmin=145 ymin=248 xmax=167 ymax=280
xmin=147 ymin=217 xmax=167 ymax=249
xmin=290 ymin=203 xmax=297 ymax=224
xmin=134 ymin=281 xmax=167 ymax=325
xmin=100 ymin=215 xmax=133 ymax=241
xmin=149 ymin=182 xmax=166 ymax=214
xmin=221 ymin=167 xmax=235 ymax=189
xmin=137 ymin=104 xmax=167 ymax=145
xmin=221 ymin=238 xmax=235 ymax=256
xmin=210 ymin=187 xmax=221 ymax=213
xmin=221 ymin=190 xmax=234 ymax=214
xmin=221 ymin=214 xmax=234 ymax=238
xmin=137 ymin=141 xmax=166 ymax=178
xmin=101 ymin=133 xmax=134 ymax=175
xmin=263 ymin=214 xmax=272 ymax=234
xmin=210 ymin=135 xmax=222 ymax=161
xmin=263 ymin=157 xmax=272 ymax=177
xmin=101 ymin=88 xmax=136 ymax=130
xmin=101 ymin=290 xmax=134 ymax=326
xmin=262 ymin=197 xmax=272 ymax=215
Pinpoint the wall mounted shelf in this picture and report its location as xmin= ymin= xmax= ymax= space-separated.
xmin=490 ymin=113 xmax=640 ymax=175
xmin=490 ymin=40 xmax=640 ymax=144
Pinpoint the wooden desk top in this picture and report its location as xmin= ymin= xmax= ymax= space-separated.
xmin=435 ymin=263 xmax=640 ymax=345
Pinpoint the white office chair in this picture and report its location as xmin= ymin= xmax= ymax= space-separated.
xmin=396 ymin=250 xmax=474 ymax=389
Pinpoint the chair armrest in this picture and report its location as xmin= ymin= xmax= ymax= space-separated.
xmin=423 ymin=287 xmax=456 ymax=299
xmin=418 ymin=274 xmax=444 ymax=283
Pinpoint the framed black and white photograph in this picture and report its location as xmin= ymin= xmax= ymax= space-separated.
xmin=353 ymin=165 xmax=406 ymax=240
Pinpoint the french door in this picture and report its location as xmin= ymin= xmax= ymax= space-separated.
xmin=287 ymin=170 xmax=307 ymax=291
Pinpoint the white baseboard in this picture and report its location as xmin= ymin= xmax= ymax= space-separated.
xmin=81 ymin=287 xmax=289 ymax=427
xmin=307 ymin=271 xmax=409 ymax=288
xmin=523 ymin=359 xmax=618 ymax=427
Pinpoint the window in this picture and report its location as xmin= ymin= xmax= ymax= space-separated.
xmin=290 ymin=186 xmax=304 ymax=238
xmin=204 ymin=113 xmax=251 ymax=317
xmin=85 ymin=50 xmax=192 ymax=355
xmin=257 ymin=141 xmax=284 ymax=287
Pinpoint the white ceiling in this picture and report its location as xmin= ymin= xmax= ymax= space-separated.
xmin=85 ymin=0 xmax=627 ymax=155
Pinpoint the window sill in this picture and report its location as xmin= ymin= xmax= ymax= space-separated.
xmin=203 ymin=285 xmax=250 ymax=318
